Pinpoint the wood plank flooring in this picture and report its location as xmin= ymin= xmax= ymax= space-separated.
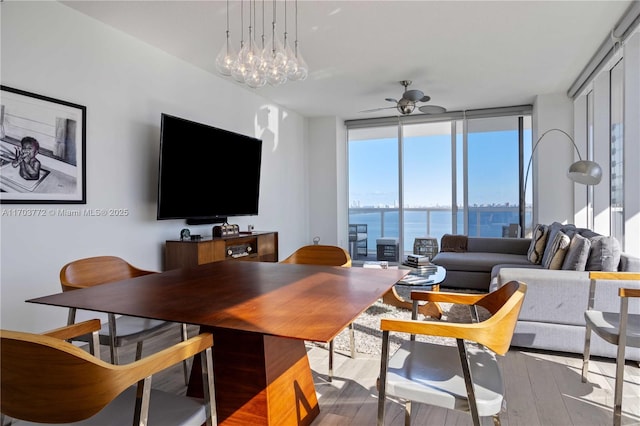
xmin=114 ymin=325 xmax=639 ymax=426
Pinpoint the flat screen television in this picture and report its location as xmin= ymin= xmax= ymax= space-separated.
xmin=157 ymin=113 xmax=262 ymax=224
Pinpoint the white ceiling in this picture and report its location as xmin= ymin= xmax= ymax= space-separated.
xmin=62 ymin=0 xmax=632 ymax=121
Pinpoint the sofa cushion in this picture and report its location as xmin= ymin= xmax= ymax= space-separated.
xmin=620 ymin=253 xmax=640 ymax=272
xmin=466 ymin=237 xmax=531 ymax=255
xmin=561 ymin=233 xmax=591 ymax=271
xmin=527 ymin=224 xmax=548 ymax=264
xmin=491 ymin=262 xmax=543 ymax=281
xmin=542 ymin=231 xmax=571 ymax=269
xmin=585 ymin=235 xmax=621 ymax=271
xmin=432 ymin=252 xmax=530 ymax=273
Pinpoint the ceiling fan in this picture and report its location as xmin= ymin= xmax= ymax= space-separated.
xmin=361 ymin=80 xmax=446 ymax=115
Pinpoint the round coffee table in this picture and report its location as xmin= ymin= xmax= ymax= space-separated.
xmin=382 ymin=265 xmax=446 ymax=319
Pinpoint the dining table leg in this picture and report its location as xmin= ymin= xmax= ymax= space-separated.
xmin=188 ymin=327 xmax=320 ymax=426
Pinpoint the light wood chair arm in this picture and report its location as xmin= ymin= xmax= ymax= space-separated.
xmin=120 ymin=332 xmax=213 ymax=383
xmin=589 ymin=271 xmax=640 ymax=281
xmin=382 ymin=282 xmax=526 ymax=355
xmin=381 ymin=317 xmax=482 ymax=341
xmin=586 ymin=272 xmax=640 ymax=310
xmin=411 ymin=281 xmax=520 ymax=316
xmin=410 ymin=290 xmax=485 ymax=305
xmin=42 ymin=319 xmax=102 ymax=340
xmin=620 ymin=288 xmax=640 ymax=298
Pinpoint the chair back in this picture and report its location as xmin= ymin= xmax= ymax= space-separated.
xmin=281 ymin=244 xmax=352 ymax=267
xmin=0 ymin=330 xmax=132 ymax=423
xmin=471 ymin=280 xmax=527 ymax=355
xmin=60 ymin=256 xmax=154 ymax=291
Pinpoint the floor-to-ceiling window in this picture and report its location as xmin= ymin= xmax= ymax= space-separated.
xmin=467 ymin=116 xmax=531 ymax=237
xmin=570 ymin=19 xmax=639 ymax=257
xmin=346 ymin=108 xmax=532 ymax=262
xmin=401 ymin=122 xmax=453 ymax=253
xmin=348 ymin=125 xmax=400 ymax=259
xmin=610 ymin=58 xmax=624 ymax=247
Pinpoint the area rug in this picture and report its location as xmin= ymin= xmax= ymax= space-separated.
xmin=324 ymin=292 xmax=491 ymax=356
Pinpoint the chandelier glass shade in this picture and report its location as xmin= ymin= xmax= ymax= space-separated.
xmin=215 ymin=0 xmax=308 ymax=88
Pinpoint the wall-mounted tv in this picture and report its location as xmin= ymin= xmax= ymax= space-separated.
xmin=157 ymin=113 xmax=262 ymax=225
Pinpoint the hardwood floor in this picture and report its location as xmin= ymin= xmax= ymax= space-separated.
xmin=117 ymin=325 xmax=639 ymax=426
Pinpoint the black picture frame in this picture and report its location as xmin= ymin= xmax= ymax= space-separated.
xmin=0 ymin=85 xmax=86 ymax=204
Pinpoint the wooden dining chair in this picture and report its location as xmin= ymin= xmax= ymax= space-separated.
xmin=281 ymin=244 xmax=354 ymax=382
xmin=0 ymin=319 xmax=215 ymax=426
xmin=377 ymin=280 xmax=527 ymax=426
xmin=60 ymin=256 xmax=189 ymax=383
xmin=582 ymin=271 xmax=640 ymax=426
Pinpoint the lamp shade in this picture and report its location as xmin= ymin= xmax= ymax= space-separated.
xmin=568 ymin=160 xmax=602 ymax=185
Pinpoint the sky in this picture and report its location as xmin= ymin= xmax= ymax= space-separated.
xmin=348 ymin=127 xmax=532 ymax=208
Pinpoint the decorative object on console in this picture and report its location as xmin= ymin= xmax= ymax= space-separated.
xmin=521 ymin=128 xmax=602 ymax=236
xmin=215 ymin=0 xmax=308 ymax=88
xmin=180 ymin=228 xmax=190 ymax=241
xmin=213 ymin=223 xmax=240 ymax=238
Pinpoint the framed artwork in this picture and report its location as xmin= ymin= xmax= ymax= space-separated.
xmin=0 ymin=85 xmax=86 ymax=204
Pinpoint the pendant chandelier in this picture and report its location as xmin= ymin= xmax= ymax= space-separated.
xmin=215 ymin=0 xmax=308 ymax=88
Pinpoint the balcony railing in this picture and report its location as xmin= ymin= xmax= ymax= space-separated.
xmin=348 ymin=205 xmax=529 ymax=259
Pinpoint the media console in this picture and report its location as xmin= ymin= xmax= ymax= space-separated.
xmin=164 ymin=231 xmax=278 ymax=270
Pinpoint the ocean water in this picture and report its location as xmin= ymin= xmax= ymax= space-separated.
xmin=349 ymin=208 xmax=528 ymax=254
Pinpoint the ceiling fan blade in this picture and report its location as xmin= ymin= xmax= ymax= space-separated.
xmin=402 ymin=89 xmax=425 ymax=102
xmin=360 ymin=106 xmax=397 ymax=113
xmin=418 ymin=105 xmax=447 ymax=114
xmin=419 ymin=95 xmax=431 ymax=102
xmin=385 ymin=98 xmax=397 ymax=103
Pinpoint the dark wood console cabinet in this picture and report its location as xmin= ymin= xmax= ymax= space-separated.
xmin=164 ymin=231 xmax=278 ymax=270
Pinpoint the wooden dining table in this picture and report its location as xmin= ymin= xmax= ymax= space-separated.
xmin=28 ymin=260 xmax=407 ymax=426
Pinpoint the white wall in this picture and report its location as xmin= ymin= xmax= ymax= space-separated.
xmin=0 ymin=2 xmax=310 ymax=332
xmin=624 ymin=32 xmax=640 ymax=256
xmin=307 ymin=117 xmax=349 ymax=248
xmin=531 ymin=94 xmax=576 ymax=226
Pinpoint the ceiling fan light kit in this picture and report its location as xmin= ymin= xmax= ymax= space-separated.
xmin=362 ymin=80 xmax=447 ymax=116
xmin=216 ymin=0 xmax=308 ymax=88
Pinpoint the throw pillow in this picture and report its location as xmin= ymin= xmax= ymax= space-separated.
xmin=561 ymin=233 xmax=592 ymax=271
xmin=585 ymin=236 xmax=621 ymax=271
xmin=526 ymin=224 xmax=548 ymax=264
xmin=440 ymin=234 xmax=468 ymax=252
xmin=541 ymin=222 xmax=576 ymax=267
xmin=542 ymin=231 xmax=571 ymax=269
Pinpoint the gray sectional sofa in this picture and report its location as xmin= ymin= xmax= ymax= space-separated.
xmin=431 ymin=224 xmax=640 ymax=360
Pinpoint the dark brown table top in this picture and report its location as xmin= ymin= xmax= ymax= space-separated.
xmin=28 ymin=260 xmax=408 ymax=342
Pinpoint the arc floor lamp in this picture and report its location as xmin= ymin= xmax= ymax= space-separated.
xmin=520 ymin=128 xmax=603 ymax=237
